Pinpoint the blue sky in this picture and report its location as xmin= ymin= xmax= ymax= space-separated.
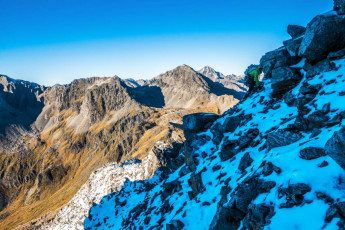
xmin=0 ymin=0 xmax=333 ymax=85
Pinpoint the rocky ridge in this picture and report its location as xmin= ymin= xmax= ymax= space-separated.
xmin=84 ymin=2 xmax=345 ymax=230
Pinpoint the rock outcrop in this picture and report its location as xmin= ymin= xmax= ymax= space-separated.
xmin=299 ymin=13 xmax=345 ymax=62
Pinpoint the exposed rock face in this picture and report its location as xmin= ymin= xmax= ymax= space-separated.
xmin=0 ymin=75 xmax=45 ymax=153
xmin=198 ymin=66 xmax=247 ymax=94
xmin=147 ymin=65 xmax=242 ymax=113
xmin=299 ymin=13 xmax=345 ymax=62
xmin=271 ymin=67 xmax=303 ymax=98
xmin=283 ymin=37 xmax=303 ymax=56
xmin=325 ymin=126 xmax=345 ymax=169
xmin=260 ymin=48 xmax=300 ymax=79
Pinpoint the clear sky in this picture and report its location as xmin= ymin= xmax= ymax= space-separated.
xmin=0 ymin=0 xmax=333 ymax=86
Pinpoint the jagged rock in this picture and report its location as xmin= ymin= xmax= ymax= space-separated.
xmin=183 ymin=113 xmax=219 ymax=137
xmin=238 ymin=153 xmax=253 ymax=172
xmin=219 ymin=139 xmax=238 ymax=161
xmin=237 ymin=128 xmax=259 ymax=150
xmin=260 ymin=48 xmax=301 ymax=79
xmin=316 ymin=192 xmax=334 ymax=204
xmin=325 ymin=126 xmax=345 ymax=169
xmin=283 ymin=37 xmax=303 ymax=56
xmin=307 ymin=111 xmax=330 ymax=129
xmin=318 ymin=160 xmax=329 ymax=167
xmin=161 ymin=180 xmax=182 ymax=201
xmin=322 ymin=103 xmax=331 ymax=114
xmin=310 ymin=128 xmax=322 ymax=138
xmin=166 ymin=220 xmax=184 ymax=230
xmin=299 ymin=13 xmax=345 ymax=62
xmin=325 ymin=205 xmax=339 ymax=222
xmin=242 ymin=204 xmax=275 ymax=229
xmin=338 ymin=202 xmax=345 ymax=217
xmin=287 ymin=25 xmax=306 ymax=38
xmin=222 ymin=115 xmax=241 ymax=133
xmin=304 ymin=59 xmax=335 ymax=78
xmin=187 ymin=172 xmax=203 ymax=200
xmin=262 ymin=162 xmax=282 ymax=176
xmin=210 ymin=177 xmax=267 ymax=230
xmin=334 ymin=0 xmax=345 ymax=14
xmin=279 ymin=183 xmax=311 ymax=208
xmin=271 ymin=67 xmax=302 ymax=98
xmin=266 ymin=130 xmax=303 ymax=150
xmin=300 ymin=147 xmax=326 ymax=160
xmin=299 ymin=83 xmax=318 ymax=95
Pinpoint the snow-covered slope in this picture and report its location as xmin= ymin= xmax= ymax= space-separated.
xmin=43 ymin=151 xmax=160 ymax=230
xmin=84 ymin=58 xmax=345 ymax=230
xmin=84 ymin=6 xmax=345 ymax=229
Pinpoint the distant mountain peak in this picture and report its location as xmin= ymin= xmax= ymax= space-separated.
xmin=198 ymin=66 xmax=225 ymax=80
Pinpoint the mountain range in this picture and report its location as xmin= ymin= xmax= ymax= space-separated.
xmin=0 ymin=65 xmax=244 ymax=229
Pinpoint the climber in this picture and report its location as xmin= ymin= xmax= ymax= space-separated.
xmin=244 ymin=65 xmax=262 ymax=98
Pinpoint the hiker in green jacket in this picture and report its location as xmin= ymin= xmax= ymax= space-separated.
xmin=244 ymin=65 xmax=263 ymax=98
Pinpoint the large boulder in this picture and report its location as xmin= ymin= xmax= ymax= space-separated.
xmin=325 ymin=126 xmax=345 ymax=169
xmin=270 ymin=67 xmax=303 ymax=98
xmin=260 ymin=48 xmax=301 ymax=79
xmin=299 ymin=13 xmax=345 ymax=62
xmin=300 ymin=147 xmax=326 ymax=160
xmin=287 ymin=25 xmax=306 ymax=38
xmin=334 ymin=0 xmax=345 ymax=15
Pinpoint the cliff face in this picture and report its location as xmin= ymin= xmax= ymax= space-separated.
xmin=0 ymin=66 xmax=243 ymax=229
xmin=84 ymin=3 xmax=345 ymax=230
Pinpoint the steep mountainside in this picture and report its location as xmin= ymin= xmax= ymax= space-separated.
xmin=0 ymin=66 xmax=243 ymax=229
xmin=146 ymin=65 xmax=243 ymax=113
xmin=0 ymin=75 xmax=45 ymax=154
xmin=84 ymin=3 xmax=345 ymax=230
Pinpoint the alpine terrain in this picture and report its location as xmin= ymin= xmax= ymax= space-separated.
xmin=0 ymin=65 xmax=243 ymax=229
xmin=2 ymin=0 xmax=345 ymax=230
xmin=79 ymin=1 xmax=345 ymax=230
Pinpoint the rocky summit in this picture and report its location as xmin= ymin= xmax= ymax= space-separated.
xmin=2 ymin=1 xmax=345 ymax=230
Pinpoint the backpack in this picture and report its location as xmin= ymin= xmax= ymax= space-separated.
xmin=244 ymin=64 xmax=260 ymax=76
